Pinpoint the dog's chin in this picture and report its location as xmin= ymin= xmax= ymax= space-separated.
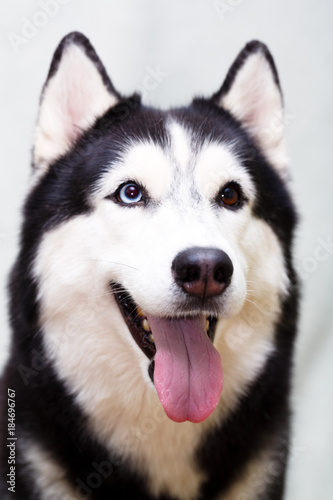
xmin=111 ymin=282 xmax=218 ymax=363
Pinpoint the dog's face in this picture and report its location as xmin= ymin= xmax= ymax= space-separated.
xmin=25 ymin=34 xmax=294 ymax=426
xmin=91 ymin=126 xmax=254 ymax=320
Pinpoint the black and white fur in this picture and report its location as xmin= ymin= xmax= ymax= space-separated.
xmin=0 ymin=33 xmax=298 ymax=500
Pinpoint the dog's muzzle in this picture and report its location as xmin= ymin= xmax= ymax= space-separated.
xmin=112 ymin=246 xmax=233 ymax=424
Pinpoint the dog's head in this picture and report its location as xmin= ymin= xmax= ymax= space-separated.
xmin=20 ymin=33 xmax=296 ymax=424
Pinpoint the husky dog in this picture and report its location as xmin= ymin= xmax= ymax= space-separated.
xmin=0 ymin=33 xmax=298 ymax=500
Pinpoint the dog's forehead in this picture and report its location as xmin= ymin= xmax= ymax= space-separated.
xmin=167 ymin=120 xmax=254 ymax=199
xmin=97 ymin=116 xmax=254 ymax=200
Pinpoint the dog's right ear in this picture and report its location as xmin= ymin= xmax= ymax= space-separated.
xmin=33 ymin=32 xmax=120 ymax=175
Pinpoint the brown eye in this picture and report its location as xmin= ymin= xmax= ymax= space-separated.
xmin=219 ymin=183 xmax=241 ymax=208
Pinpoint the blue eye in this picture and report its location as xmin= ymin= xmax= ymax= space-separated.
xmin=117 ymin=183 xmax=143 ymax=204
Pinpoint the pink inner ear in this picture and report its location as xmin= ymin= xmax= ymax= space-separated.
xmin=65 ymin=82 xmax=88 ymax=144
xmin=219 ymin=50 xmax=287 ymax=176
xmin=35 ymin=43 xmax=117 ymax=169
xmin=61 ymin=59 xmax=95 ymax=144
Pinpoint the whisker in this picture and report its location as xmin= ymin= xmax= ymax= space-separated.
xmin=244 ymin=298 xmax=266 ymax=315
xmin=82 ymin=259 xmax=140 ymax=271
xmin=244 ymin=298 xmax=258 ymax=307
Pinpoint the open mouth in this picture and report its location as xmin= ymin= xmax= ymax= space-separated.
xmin=113 ymin=284 xmax=218 ymax=363
xmin=113 ymin=285 xmax=157 ymax=362
xmin=112 ymin=283 xmax=223 ymax=424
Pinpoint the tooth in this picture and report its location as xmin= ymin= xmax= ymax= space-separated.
xmin=149 ymin=333 xmax=155 ymax=343
xmin=206 ymin=319 xmax=210 ymax=331
xmin=142 ymin=319 xmax=151 ymax=332
xmin=137 ymin=307 xmax=145 ymax=318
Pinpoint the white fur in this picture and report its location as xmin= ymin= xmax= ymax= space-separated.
xmin=194 ymin=143 xmax=256 ymax=202
xmin=25 ymin=435 xmax=279 ymax=500
xmin=23 ymin=441 xmax=79 ymax=499
xmin=33 ymin=123 xmax=289 ymax=499
xmin=219 ymin=51 xmax=289 ymax=180
xmin=220 ymin=447 xmax=278 ymax=500
xmin=96 ymin=141 xmax=172 ymax=200
xmin=34 ymin=43 xmax=117 ymax=176
xmin=167 ymin=120 xmax=193 ymax=173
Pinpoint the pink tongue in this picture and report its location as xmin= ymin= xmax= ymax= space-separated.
xmin=146 ymin=315 xmax=223 ymax=423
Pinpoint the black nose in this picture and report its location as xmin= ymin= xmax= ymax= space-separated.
xmin=172 ymin=247 xmax=234 ymax=300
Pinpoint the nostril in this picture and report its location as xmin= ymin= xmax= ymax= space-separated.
xmin=172 ymin=254 xmax=201 ymax=283
xmin=214 ymin=257 xmax=233 ymax=284
xmin=184 ymin=265 xmax=200 ymax=283
xmin=214 ymin=266 xmax=226 ymax=284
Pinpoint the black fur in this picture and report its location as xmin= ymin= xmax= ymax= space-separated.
xmin=212 ymin=40 xmax=281 ymax=103
xmin=0 ymin=33 xmax=298 ymax=500
xmin=44 ymin=31 xmax=121 ymax=101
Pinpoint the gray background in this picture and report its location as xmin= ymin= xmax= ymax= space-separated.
xmin=1 ymin=1 xmax=332 ymax=498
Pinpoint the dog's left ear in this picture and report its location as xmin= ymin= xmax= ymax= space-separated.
xmin=33 ymin=32 xmax=120 ymax=174
xmin=213 ymin=41 xmax=289 ymax=179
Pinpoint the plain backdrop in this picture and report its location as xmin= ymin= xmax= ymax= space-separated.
xmin=1 ymin=1 xmax=333 ymax=498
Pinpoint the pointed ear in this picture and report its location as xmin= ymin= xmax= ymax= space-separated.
xmin=213 ymin=41 xmax=289 ymax=179
xmin=33 ymin=32 xmax=120 ymax=173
